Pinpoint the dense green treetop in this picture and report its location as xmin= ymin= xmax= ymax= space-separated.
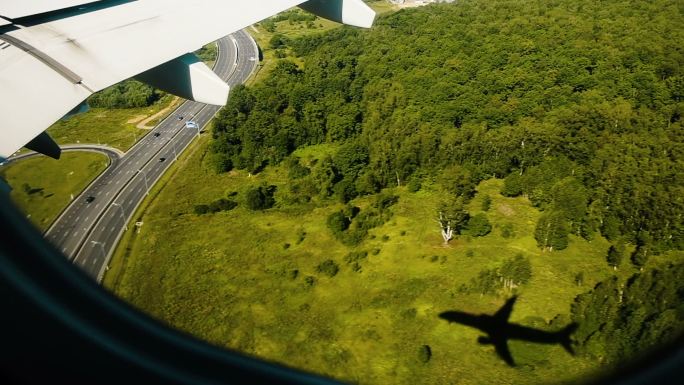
xmin=212 ymin=0 xmax=683 ymax=252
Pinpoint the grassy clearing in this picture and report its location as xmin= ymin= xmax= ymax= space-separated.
xmin=47 ymin=94 xmax=177 ymax=152
xmin=0 ymin=152 xmax=108 ymax=231
xmin=102 ymin=137 xmax=662 ymax=384
xmin=249 ymin=1 xmax=397 ymax=85
xmin=250 ymin=13 xmax=339 ymax=84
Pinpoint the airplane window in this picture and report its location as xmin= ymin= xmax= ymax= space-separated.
xmin=1 ymin=1 xmax=682 ymax=384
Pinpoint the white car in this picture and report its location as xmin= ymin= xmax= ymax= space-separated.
xmin=185 ymin=121 xmax=199 ymax=129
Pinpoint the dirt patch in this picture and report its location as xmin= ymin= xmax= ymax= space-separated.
xmin=136 ymin=97 xmax=181 ymax=130
xmin=126 ymin=115 xmax=146 ymax=124
xmin=497 ymin=203 xmax=515 ymax=217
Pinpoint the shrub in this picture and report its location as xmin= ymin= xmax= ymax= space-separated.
xmin=418 ymin=345 xmax=432 ymax=363
xmin=193 ymin=204 xmax=210 ymax=215
xmin=501 ymin=223 xmax=514 ymax=238
xmin=466 ymin=213 xmax=492 ymax=237
xmin=407 ymin=176 xmax=422 ymax=192
xmin=606 ymin=244 xmax=624 ymax=269
xmin=245 ymin=185 xmax=276 ymax=210
xmin=481 ymin=195 xmax=492 ymax=211
xmin=502 ymin=172 xmax=523 ymax=197
xmin=208 ymin=198 xmax=237 ymax=213
xmin=327 ymin=211 xmax=351 ymax=234
xmin=317 ymin=260 xmax=339 ymax=277
xmin=344 ymin=251 xmax=368 ymax=264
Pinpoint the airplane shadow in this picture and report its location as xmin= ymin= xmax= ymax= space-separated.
xmin=439 ymin=296 xmax=577 ymax=367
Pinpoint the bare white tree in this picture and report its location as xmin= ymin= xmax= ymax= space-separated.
xmin=437 ymin=196 xmax=468 ymax=245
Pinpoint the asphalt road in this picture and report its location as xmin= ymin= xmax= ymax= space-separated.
xmin=43 ymin=30 xmax=259 ymax=281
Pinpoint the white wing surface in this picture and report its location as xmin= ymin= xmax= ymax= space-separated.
xmin=0 ymin=0 xmax=375 ymax=160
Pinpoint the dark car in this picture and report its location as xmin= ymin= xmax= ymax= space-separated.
xmin=177 ymin=115 xmax=184 ymax=120
xmin=159 ymin=157 xmax=166 ymax=162
xmin=85 ymin=196 xmax=95 ymax=203
xmin=153 ymin=132 xmax=160 ymax=137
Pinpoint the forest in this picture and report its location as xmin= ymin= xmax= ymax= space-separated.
xmin=205 ymin=0 xmax=683 ymax=364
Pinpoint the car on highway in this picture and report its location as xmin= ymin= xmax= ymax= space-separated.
xmin=159 ymin=157 xmax=166 ymax=162
xmin=177 ymin=115 xmax=184 ymax=120
xmin=85 ymin=196 xmax=95 ymax=203
xmin=153 ymin=132 xmax=160 ymax=137
xmin=185 ymin=120 xmax=199 ymax=129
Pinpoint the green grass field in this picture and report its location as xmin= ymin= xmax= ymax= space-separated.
xmin=103 ymin=136 xmax=666 ymax=384
xmin=0 ymin=152 xmax=108 ymax=231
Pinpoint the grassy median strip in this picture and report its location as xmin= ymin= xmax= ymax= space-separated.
xmin=47 ymin=94 xmax=177 ymax=152
xmin=0 ymin=151 xmax=109 ymax=231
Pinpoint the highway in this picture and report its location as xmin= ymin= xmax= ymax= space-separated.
xmin=41 ymin=30 xmax=259 ymax=281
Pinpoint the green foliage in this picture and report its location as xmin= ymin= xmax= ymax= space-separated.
xmin=333 ymin=143 xmax=369 ymax=180
xmin=534 ymin=210 xmax=569 ymax=251
xmin=327 ymin=195 xmax=396 ymax=245
xmin=194 ymin=198 xmax=238 ymax=215
xmin=481 ymin=195 xmax=492 ymax=211
xmin=437 ymin=196 xmax=470 ymax=237
xmin=631 ymin=231 xmax=654 ymax=268
xmin=316 ymin=259 xmax=339 ymax=277
xmin=327 ymin=211 xmax=351 ymax=234
xmin=286 ymin=157 xmax=311 ymax=179
xmin=407 ymin=176 xmax=422 ymax=193
xmin=88 ymin=80 xmax=160 ymax=109
xmin=208 ymin=0 xmax=684 ymax=253
xmin=606 ymin=244 xmax=624 ymax=269
xmin=418 ymin=345 xmax=432 ymax=363
xmin=571 ymin=263 xmax=684 ymax=363
xmin=465 ymin=213 xmax=492 ymax=237
xmin=245 ymin=185 xmax=276 ymax=211
xmin=269 ymin=34 xmax=290 ymax=49
xmin=501 ymin=254 xmax=533 ymax=286
xmin=501 ymin=173 xmax=523 ymax=197
xmin=463 ymin=254 xmax=533 ymax=295
xmin=195 ymin=43 xmax=217 ymax=63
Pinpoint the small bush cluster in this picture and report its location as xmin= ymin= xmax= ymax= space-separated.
xmin=194 ymin=198 xmax=237 ymax=215
xmin=460 ymin=254 xmax=532 ymax=296
xmin=316 ymin=260 xmax=339 ymax=277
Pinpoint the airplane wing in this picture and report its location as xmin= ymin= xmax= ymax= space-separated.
xmin=0 ymin=0 xmax=375 ymax=161
xmin=493 ymin=296 xmax=518 ymax=322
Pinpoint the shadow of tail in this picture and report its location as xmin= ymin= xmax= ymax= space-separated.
xmin=559 ymin=323 xmax=578 ymax=355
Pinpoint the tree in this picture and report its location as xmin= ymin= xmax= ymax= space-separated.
xmin=327 ymin=211 xmax=350 ymax=234
xmin=316 ymin=259 xmax=339 ymax=277
xmin=606 ymin=244 xmax=624 ymax=270
xmin=534 ymin=210 xmax=569 ymax=251
xmin=465 ymin=213 xmax=492 ymax=237
xmin=481 ymin=195 xmax=492 ymax=211
xmin=501 ymin=172 xmax=523 ymax=197
xmin=269 ymin=34 xmax=289 ymax=49
xmin=631 ymin=231 xmax=653 ymax=269
xmin=245 ymin=185 xmax=276 ymax=210
xmin=437 ymin=196 xmax=469 ymax=244
xmin=333 ymin=142 xmax=369 ymax=180
xmin=500 ymin=254 xmax=532 ymax=289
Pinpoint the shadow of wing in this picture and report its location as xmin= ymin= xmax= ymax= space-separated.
xmin=493 ymin=339 xmax=516 ymax=366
